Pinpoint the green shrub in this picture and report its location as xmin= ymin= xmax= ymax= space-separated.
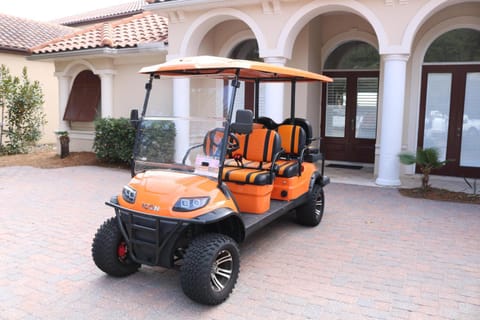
xmin=136 ymin=120 xmax=176 ymax=163
xmin=93 ymin=118 xmax=136 ymax=163
xmin=93 ymin=118 xmax=176 ymax=165
xmin=0 ymin=65 xmax=46 ymax=155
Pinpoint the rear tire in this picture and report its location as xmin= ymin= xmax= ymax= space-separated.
xmin=296 ymin=184 xmax=324 ymax=226
xmin=92 ymin=217 xmax=140 ymax=277
xmin=181 ymin=233 xmax=240 ymax=305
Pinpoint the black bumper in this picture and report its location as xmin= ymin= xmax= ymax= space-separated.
xmin=106 ymin=201 xmax=236 ymax=268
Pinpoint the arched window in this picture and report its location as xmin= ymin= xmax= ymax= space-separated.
xmin=424 ymin=28 xmax=480 ymax=63
xmin=228 ymin=39 xmax=263 ymax=116
xmin=64 ymin=70 xmax=101 ymax=122
xmin=229 ymin=39 xmax=260 ymax=61
xmin=324 ymin=41 xmax=379 ymax=70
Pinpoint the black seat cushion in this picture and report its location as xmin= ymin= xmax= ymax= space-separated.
xmin=276 ymin=160 xmax=299 ymax=178
xmin=222 ymin=167 xmax=273 ymax=185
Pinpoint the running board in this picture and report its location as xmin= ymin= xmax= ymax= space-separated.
xmin=241 ymin=194 xmax=308 ymax=239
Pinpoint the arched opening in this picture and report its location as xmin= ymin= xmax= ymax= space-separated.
xmin=229 ymin=39 xmax=260 ymax=61
xmin=418 ymin=28 xmax=480 ymax=178
xmin=64 ymin=70 xmax=101 ymax=131
xmin=324 ymin=41 xmax=379 ymax=70
xmin=228 ymin=39 xmax=265 ymax=117
xmin=321 ymin=41 xmax=380 ymax=163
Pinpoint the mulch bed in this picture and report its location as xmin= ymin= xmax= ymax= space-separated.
xmin=399 ymin=187 xmax=480 ymax=204
xmin=0 ymin=150 xmax=129 ymax=169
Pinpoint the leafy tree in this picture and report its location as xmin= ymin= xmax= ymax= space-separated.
xmin=398 ymin=147 xmax=449 ymax=192
xmin=0 ymin=65 xmax=46 ymax=155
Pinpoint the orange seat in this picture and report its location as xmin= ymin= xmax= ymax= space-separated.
xmin=203 ymin=128 xmax=224 ymax=157
xmin=275 ymin=124 xmax=306 ymax=177
xmin=222 ymin=128 xmax=281 ymax=185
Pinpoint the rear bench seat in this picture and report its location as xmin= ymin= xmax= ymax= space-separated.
xmin=275 ymin=124 xmax=307 ymax=177
xmin=225 ymin=124 xmax=307 ymax=178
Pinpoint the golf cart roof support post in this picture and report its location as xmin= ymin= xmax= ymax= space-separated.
xmin=290 ymin=79 xmax=296 ymax=120
xmin=217 ymin=69 xmax=241 ymax=188
xmin=254 ymin=79 xmax=260 ymax=119
xmin=141 ymin=74 xmax=154 ymax=117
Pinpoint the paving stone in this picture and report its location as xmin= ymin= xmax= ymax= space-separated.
xmin=0 ymin=166 xmax=479 ymax=319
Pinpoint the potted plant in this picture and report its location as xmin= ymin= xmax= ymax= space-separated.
xmin=55 ymin=130 xmax=69 ymax=159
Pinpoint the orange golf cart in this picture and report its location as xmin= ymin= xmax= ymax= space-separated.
xmin=92 ymin=56 xmax=332 ymax=305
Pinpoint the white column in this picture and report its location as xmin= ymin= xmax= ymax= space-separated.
xmin=376 ymin=54 xmax=409 ymax=186
xmin=98 ymin=70 xmax=115 ymax=118
xmin=54 ymin=73 xmax=71 ymax=132
xmin=173 ymin=78 xmax=190 ymax=163
xmin=262 ymin=56 xmax=287 ymax=123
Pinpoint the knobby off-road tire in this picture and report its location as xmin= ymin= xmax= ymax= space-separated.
xmin=181 ymin=233 xmax=240 ymax=305
xmin=92 ymin=217 xmax=140 ymax=277
xmin=296 ymin=184 xmax=325 ymax=226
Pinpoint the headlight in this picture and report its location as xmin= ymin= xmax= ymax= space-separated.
xmin=122 ymin=185 xmax=137 ymax=204
xmin=173 ymin=197 xmax=209 ymax=212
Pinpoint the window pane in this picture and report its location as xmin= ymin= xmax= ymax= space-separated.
xmin=425 ymin=29 xmax=480 ymax=63
xmin=356 ymin=77 xmax=378 ymax=139
xmin=325 ymin=78 xmax=346 ymax=137
xmin=423 ymin=73 xmax=452 ymax=161
xmin=460 ymin=72 xmax=480 ymax=167
xmin=324 ymin=41 xmax=379 ymax=70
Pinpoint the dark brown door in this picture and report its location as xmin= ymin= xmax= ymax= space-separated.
xmin=419 ymin=65 xmax=480 ymax=178
xmin=321 ymin=71 xmax=379 ymax=163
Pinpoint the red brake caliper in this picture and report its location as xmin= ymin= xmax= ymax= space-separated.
xmin=117 ymin=241 xmax=127 ymax=260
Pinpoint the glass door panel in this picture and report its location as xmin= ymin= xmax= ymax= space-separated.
xmin=460 ymin=72 xmax=480 ymax=167
xmin=325 ymin=78 xmax=346 ymax=137
xmin=423 ymin=73 xmax=452 ymax=161
xmin=356 ymin=77 xmax=378 ymax=139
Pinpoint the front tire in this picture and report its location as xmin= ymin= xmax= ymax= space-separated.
xmin=296 ymin=184 xmax=325 ymax=226
xmin=92 ymin=217 xmax=140 ymax=277
xmin=181 ymin=233 xmax=240 ymax=305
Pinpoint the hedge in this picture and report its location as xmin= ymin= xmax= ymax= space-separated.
xmin=93 ymin=118 xmax=176 ymax=164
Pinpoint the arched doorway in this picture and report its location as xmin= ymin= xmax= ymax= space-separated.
xmin=418 ymin=28 xmax=480 ymax=178
xmin=321 ymin=41 xmax=380 ymax=163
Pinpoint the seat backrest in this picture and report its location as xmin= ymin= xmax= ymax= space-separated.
xmin=282 ymin=118 xmax=313 ymax=145
xmin=277 ymin=124 xmax=306 ymax=156
xmin=231 ymin=109 xmax=253 ymax=134
xmin=234 ymin=128 xmax=281 ymax=163
xmin=254 ymin=117 xmax=278 ymax=130
xmin=203 ymin=128 xmax=224 ymax=157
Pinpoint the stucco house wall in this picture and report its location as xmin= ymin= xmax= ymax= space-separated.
xmin=0 ymin=52 xmax=59 ymax=144
xmin=29 ymin=0 xmax=480 ymax=185
xmin=145 ymin=0 xmax=480 ymax=184
xmin=0 ymin=13 xmax=75 ymax=145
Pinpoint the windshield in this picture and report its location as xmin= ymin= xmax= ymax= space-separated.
xmin=133 ymin=78 xmax=235 ymax=177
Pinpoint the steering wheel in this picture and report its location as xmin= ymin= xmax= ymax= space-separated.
xmin=227 ymin=133 xmax=240 ymax=155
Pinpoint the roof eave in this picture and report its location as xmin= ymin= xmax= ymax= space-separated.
xmin=0 ymin=46 xmax=30 ymax=55
xmin=27 ymin=44 xmax=168 ymax=61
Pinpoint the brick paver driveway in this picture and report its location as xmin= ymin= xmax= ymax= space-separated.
xmin=1 ymin=166 xmax=479 ymax=319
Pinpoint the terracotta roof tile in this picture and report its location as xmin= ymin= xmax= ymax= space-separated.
xmin=53 ymin=0 xmax=145 ymax=26
xmin=32 ymin=12 xmax=168 ymax=54
xmin=0 ymin=13 xmax=76 ymax=53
